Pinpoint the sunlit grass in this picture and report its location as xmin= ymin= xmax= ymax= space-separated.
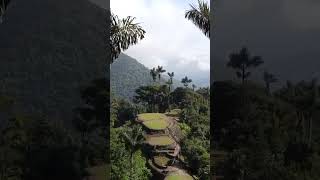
xmin=142 ymin=119 xmax=169 ymax=130
xmin=137 ymin=113 xmax=167 ymax=122
xmin=165 ymin=172 xmax=194 ymax=180
xmin=153 ymin=155 xmax=170 ymax=167
xmin=146 ymin=135 xmax=175 ymax=146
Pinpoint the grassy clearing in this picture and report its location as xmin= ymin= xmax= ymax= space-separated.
xmin=153 ymin=156 xmax=170 ymax=167
xmin=142 ymin=119 xmax=169 ymax=130
xmin=165 ymin=171 xmax=194 ymax=180
xmin=137 ymin=113 xmax=167 ymax=122
xmin=146 ymin=135 xmax=175 ymax=146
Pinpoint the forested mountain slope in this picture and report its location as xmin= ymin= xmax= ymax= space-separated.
xmin=111 ymin=53 xmax=182 ymax=100
xmin=0 ymin=0 xmax=107 ymax=121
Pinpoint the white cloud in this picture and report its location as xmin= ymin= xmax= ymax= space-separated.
xmin=111 ymin=0 xmax=210 ymax=85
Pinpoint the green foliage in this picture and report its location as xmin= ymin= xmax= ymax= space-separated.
xmin=134 ymin=85 xmax=170 ymax=112
xmin=175 ymin=86 xmax=210 ymax=179
xmin=0 ymin=0 xmax=107 ymax=123
xmin=171 ymin=87 xmax=205 ymax=109
xmin=0 ymin=116 xmax=85 ymax=180
xmin=73 ymin=78 xmax=108 ymax=165
xmin=0 ymin=78 xmax=109 ymax=179
xmin=112 ymin=98 xmax=138 ymax=127
xmin=110 ymin=127 xmax=151 ymax=180
xmin=112 ymin=69 xmax=209 ymax=179
xmin=183 ymin=138 xmax=210 ymax=179
xmin=196 ymin=87 xmax=210 ymax=100
xmin=185 ymin=0 xmax=210 ymax=38
xmin=214 ymin=79 xmax=320 ymax=180
xmin=166 ymin=109 xmax=182 ymax=117
xmin=178 ymin=122 xmax=191 ymax=139
xmin=110 ymin=14 xmax=145 ymax=62
xmin=111 ymin=54 xmax=182 ymax=100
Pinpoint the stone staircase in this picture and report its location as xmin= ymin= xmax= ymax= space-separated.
xmin=137 ymin=112 xmax=193 ymax=179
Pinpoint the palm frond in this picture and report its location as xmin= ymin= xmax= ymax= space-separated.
xmin=110 ymin=14 xmax=146 ymax=62
xmin=0 ymin=0 xmax=12 ymax=23
xmin=185 ymin=0 xmax=210 ymax=38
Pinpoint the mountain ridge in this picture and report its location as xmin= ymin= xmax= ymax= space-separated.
xmin=0 ymin=0 xmax=107 ymax=121
xmin=111 ymin=53 xmax=183 ymax=101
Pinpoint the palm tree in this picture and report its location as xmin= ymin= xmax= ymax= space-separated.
xmin=185 ymin=0 xmax=210 ymax=38
xmin=192 ymin=84 xmax=197 ymax=91
xmin=227 ymin=47 xmax=264 ymax=84
xmin=110 ymin=13 xmax=146 ymax=63
xmin=0 ymin=0 xmax=11 ymax=23
xmin=156 ymin=66 xmax=166 ymax=82
xmin=181 ymin=76 xmax=192 ymax=88
xmin=150 ymin=68 xmax=158 ymax=82
xmin=167 ymin=72 xmax=174 ymax=92
xmin=122 ymin=125 xmax=144 ymax=180
xmin=263 ymin=71 xmax=277 ymax=95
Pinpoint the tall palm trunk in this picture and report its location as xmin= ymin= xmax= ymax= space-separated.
xmin=265 ymin=81 xmax=270 ymax=95
xmin=308 ymin=117 xmax=313 ymax=147
xmin=241 ymin=66 xmax=245 ymax=85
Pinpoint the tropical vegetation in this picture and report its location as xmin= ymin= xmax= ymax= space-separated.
xmin=213 ymin=47 xmax=320 ymax=180
xmin=111 ymin=64 xmax=210 ymax=179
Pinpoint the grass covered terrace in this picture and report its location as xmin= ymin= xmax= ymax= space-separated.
xmin=145 ymin=135 xmax=175 ymax=146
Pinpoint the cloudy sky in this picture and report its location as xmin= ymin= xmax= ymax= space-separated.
xmin=213 ymin=0 xmax=320 ymax=83
xmin=111 ymin=0 xmax=210 ymax=86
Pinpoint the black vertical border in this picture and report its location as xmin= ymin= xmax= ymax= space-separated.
xmin=210 ymin=0 xmax=215 ymax=179
xmin=106 ymin=0 xmax=111 ymax=179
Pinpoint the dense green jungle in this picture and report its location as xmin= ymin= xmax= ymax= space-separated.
xmin=212 ymin=47 xmax=320 ymax=180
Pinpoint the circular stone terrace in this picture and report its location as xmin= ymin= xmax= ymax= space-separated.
xmin=137 ymin=111 xmax=193 ymax=179
xmin=164 ymin=170 xmax=194 ymax=180
xmin=145 ymin=135 xmax=175 ymax=147
xmin=153 ymin=155 xmax=171 ymax=168
xmin=137 ymin=113 xmax=170 ymax=131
